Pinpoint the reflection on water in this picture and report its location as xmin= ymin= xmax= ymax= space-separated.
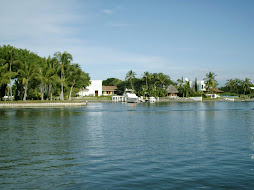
xmin=1 ymin=102 xmax=254 ymax=189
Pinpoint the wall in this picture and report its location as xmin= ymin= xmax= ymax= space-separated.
xmin=78 ymin=80 xmax=102 ymax=96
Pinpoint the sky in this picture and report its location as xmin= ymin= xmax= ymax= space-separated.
xmin=0 ymin=0 xmax=253 ymax=85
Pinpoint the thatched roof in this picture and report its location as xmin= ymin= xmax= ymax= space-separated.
xmin=102 ymin=86 xmax=118 ymax=91
xmin=211 ymin=88 xmax=224 ymax=93
xmin=166 ymin=84 xmax=179 ymax=93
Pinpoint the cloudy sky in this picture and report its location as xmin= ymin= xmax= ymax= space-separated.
xmin=0 ymin=0 xmax=253 ymax=85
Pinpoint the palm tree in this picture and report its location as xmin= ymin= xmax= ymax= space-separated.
xmin=66 ymin=64 xmax=90 ymax=100
xmin=226 ymin=79 xmax=235 ymax=93
xmin=177 ymin=76 xmax=184 ymax=88
xmin=183 ymin=80 xmax=192 ymax=97
xmin=17 ymin=61 xmax=36 ymax=101
xmin=203 ymin=72 xmax=217 ymax=93
xmin=43 ymin=56 xmax=60 ymax=100
xmin=0 ymin=48 xmax=19 ymax=101
xmin=242 ymin=78 xmax=251 ymax=95
xmin=34 ymin=64 xmax=47 ymax=101
xmin=125 ymin=70 xmax=136 ymax=90
xmin=143 ymin=71 xmax=150 ymax=90
xmin=54 ymin=51 xmax=73 ymax=100
xmin=156 ymin=73 xmax=167 ymax=88
xmin=234 ymin=78 xmax=241 ymax=94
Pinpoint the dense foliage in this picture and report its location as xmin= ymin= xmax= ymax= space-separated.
xmin=219 ymin=78 xmax=254 ymax=97
xmin=0 ymin=45 xmax=90 ymax=101
xmin=102 ymin=78 xmax=122 ymax=86
xmin=117 ymin=71 xmax=175 ymax=97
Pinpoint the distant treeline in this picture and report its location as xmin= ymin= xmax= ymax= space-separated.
xmin=103 ymin=71 xmax=254 ymax=98
xmin=0 ymin=45 xmax=90 ymax=101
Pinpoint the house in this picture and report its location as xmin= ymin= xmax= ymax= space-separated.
xmin=166 ymin=84 xmax=179 ymax=97
xmin=102 ymin=86 xmax=118 ymax=96
xmin=206 ymin=88 xmax=224 ymax=98
xmin=78 ymin=80 xmax=102 ymax=96
xmin=188 ymin=80 xmax=206 ymax=91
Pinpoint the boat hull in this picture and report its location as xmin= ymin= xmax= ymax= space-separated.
xmin=126 ymin=97 xmax=138 ymax=103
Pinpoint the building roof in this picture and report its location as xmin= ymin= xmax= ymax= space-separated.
xmin=166 ymin=84 xmax=179 ymax=93
xmin=212 ymin=88 xmax=224 ymax=93
xmin=102 ymin=86 xmax=118 ymax=91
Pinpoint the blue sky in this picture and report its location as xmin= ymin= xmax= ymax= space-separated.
xmin=0 ymin=0 xmax=253 ymax=85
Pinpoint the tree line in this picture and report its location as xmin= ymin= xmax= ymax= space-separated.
xmin=0 ymin=45 xmax=90 ymax=101
xmin=103 ymin=70 xmax=176 ymax=97
xmin=103 ymin=71 xmax=254 ymax=98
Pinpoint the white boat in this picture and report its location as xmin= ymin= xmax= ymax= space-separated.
xmin=124 ymin=89 xmax=138 ymax=103
xmin=149 ymin=97 xmax=156 ymax=102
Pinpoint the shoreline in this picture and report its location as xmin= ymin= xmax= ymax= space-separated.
xmin=1 ymin=98 xmax=253 ymax=108
xmin=0 ymin=101 xmax=87 ymax=108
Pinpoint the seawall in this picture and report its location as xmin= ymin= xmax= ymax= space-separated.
xmin=0 ymin=102 xmax=87 ymax=108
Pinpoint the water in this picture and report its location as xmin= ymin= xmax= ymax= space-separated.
xmin=1 ymin=102 xmax=254 ymax=189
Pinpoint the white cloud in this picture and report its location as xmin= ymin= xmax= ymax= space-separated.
xmin=102 ymin=9 xmax=113 ymax=15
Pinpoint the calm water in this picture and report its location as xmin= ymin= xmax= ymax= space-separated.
xmin=1 ymin=102 xmax=254 ymax=189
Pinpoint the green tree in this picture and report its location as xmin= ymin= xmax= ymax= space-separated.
xmin=183 ymin=81 xmax=192 ymax=97
xmin=102 ymin=78 xmax=122 ymax=86
xmin=66 ymin=64 xmax=90 ymax=100
xmin=203 ymin=72 xmax=217 ymax=93
xmin=0 ymin=47 xmax=19 ymax=101
xmin=242 ymin=78 xmax=251 ymax=95
xmin=17 ymin=61 xmax=36 ymax=101
xmin=143 ymin=71 xmax=151 ymax=90
xmin=44 ymin=56 xmax=60 ymax=100
xmin=125 ymin=70 xmax=136 ymax=90
xmin=54 ymin=51 xmax=73 ymax=100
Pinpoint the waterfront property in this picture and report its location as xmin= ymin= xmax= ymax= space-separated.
xmin=102 ymin=86 xmax=118 ymax=96
xmin=206 ymin=89 xmax=224 ymax=98
xmin=188 ymin=79 xmax=206 ymax=91
xmin=78 ymin=80 xmax=102 ymax=97
xmin=166 ymin=84 xmax=179 ymax=97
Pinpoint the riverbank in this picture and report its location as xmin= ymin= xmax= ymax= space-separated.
xmin=0 ymin=101 xmax=87 ymax=108
xmin=1 ymin=97 xmax=253 ymax=108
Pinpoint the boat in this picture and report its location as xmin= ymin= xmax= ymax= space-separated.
xmin=124 ymin=89 xmax=138 ymax=103
xmin=149 ymin=96 xmax=156 ymax=102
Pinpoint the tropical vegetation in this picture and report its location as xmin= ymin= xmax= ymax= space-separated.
xmin=0 ymin=45 xmax=90 ymax=101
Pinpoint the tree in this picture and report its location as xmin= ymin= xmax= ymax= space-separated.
xmin=155 ymin=73 xmax=172 ymax=88
xmin=183 ymin=81 xmax=192 ymax=97
xmin=225 ymin=79 xmax=235 ymax=93
xmin=17 ymin=61 xmax=36 ymax=101
xmin=102 ymin=78 xmax=122 ymax=86
xmin=0 ymin=47 xmax=19 ymax=101
xmin=203 ymin=72 xmax=217 ymax=92
xmin=242 ymin=78 xmax=251 ymax=95
xmin=44 ymin=56 xmax=60 ymax=100
xmin=194 ymin=78 xmax=198 ymax=92
xmin=54 ymin=51 xmax=73 ymax=100
xmin=143 ymin=71 xmax=151 ymax=90
xmin=66 ymin=64 xmax=90 ymax=100
xmin=125 ymin=70 xmax=136 ymax=90
xmin=177 ymin=76 xmax=184 ymax=88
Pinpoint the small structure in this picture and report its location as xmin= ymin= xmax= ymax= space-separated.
xmin=111 ymin=96 xmax=125 ymax=102
xmin=78 ymin=80 xmax=102 ymax=97
xmin=166 ymin=84 xmax=179 ymax=97
xmin=206 ymin=88 xmax=224 ymax=98
xmin=102 ymin=86 xmax=118 ymax=96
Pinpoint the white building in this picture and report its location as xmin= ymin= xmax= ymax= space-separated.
xmin=188 ymin=79 xmax=206 ymax=91
xmin=78 ymin=80 xmax=102 ymax=96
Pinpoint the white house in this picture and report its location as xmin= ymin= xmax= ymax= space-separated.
xmin=188 ymin=79 xmax=206 ymax=91
xmin=78 ymin=80 xmax=102 ymax=96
